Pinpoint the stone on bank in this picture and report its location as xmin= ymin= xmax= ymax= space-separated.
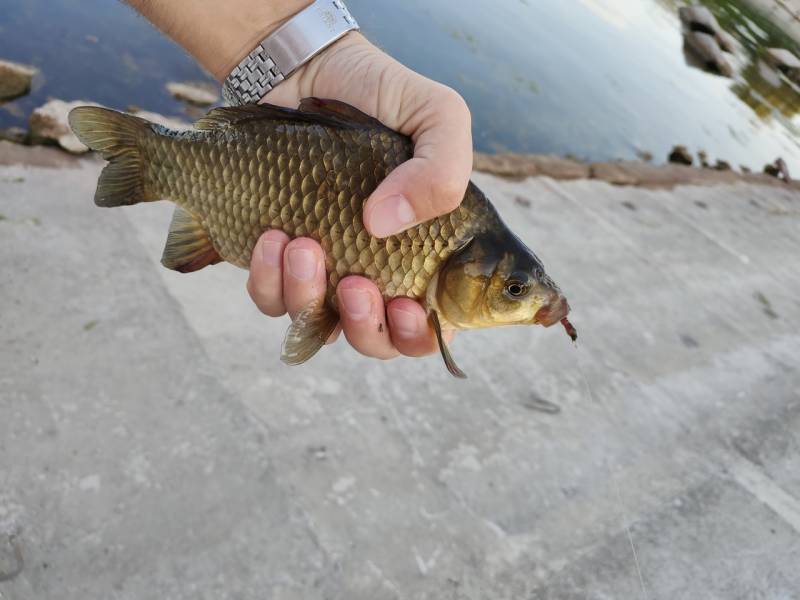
xmin=0 ymin=59 xmax=37 ymax=100
xmin=28 ymin=100 xmax=192 ymax=154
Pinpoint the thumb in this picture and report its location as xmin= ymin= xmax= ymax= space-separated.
xmin=363 ymin=89 xmax=473 ymax=238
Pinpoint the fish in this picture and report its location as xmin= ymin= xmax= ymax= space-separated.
xmin=68 ymin=98 xmax=575 ymax=377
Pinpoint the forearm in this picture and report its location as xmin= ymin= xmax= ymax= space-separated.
xmin=125 ymin=0 xmax=312 ymax=81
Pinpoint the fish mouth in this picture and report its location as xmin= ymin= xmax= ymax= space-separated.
xmin=533 ymin=295 xmax=570 ymax=327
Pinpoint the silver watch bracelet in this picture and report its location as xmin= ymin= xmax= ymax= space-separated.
xmin=222 ymin=0 xmax=359 ymax=106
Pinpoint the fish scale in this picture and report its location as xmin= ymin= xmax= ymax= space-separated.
xmin=143 ymin=117 xmax=483 ymax=301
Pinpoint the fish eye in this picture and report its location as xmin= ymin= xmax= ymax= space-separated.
xmin=505 ymin=281 xmax=529 ymax=298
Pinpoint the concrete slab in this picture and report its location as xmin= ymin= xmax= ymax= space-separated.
xmin=1 ymin=162 xmax=799 ymax=599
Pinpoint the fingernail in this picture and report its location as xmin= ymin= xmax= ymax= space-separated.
xmin=261 ymin=239 xmax=283 ymax=268
xmin=389 ymin=308 xmax=420 ymax=339
xmin=287 ymin=248 xmax=318 ymax=281
xmin=369 ymin=194 xmax=416 ymax=237
xmin=340 ymin=288 xmax=372 ymax=321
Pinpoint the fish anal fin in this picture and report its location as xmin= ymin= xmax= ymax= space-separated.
xmin=161 ymin=207 xmax=222 ymax=273
xmin=298 ymin=98 xmax=390 ymax=130
xmin=281 ymin=299 xmax=339 ymax=366
xmin=430 ymin=310 xmax=467 ymax=379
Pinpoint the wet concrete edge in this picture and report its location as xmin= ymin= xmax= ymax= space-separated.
xmin=473 ymin=152 xmax=800 ymax=192
xmin=1 ymin=141 xmax=797 ymax=193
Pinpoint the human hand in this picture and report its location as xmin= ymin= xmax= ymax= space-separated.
xmin=248 ymin=33 xmax=472 ymax=359
xmin=247 ymin=32 xmax=470 ymax=359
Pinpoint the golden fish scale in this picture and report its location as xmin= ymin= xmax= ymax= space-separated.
xmin=142 ymin=121 xmax=484 ymax=302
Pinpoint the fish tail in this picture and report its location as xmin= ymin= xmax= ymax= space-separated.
xmin=68 ymin=107 xmax=157 ymax=207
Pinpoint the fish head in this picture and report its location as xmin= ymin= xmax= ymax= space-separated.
xmin=432 ymin=229 xmax=571 ymax=331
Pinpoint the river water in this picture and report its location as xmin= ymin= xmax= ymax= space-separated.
xmin=1 ymin=0 xmax=798 ymax=171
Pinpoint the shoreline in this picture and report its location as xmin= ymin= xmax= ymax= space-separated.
xmin=742 ymin=0 xmax=800 ymax=44
xmin=2 ymin=140 xmax=797 ymax=193
xmin=473 ymin=151 xmax=799 ymax=191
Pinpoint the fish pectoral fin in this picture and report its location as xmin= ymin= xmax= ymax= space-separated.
xmin=161 ymin=207 xmax=222 ymax=273
xmin=429 ymin=310 xmax=467 ymax=379
xmin=281 ymin=299 xmax=339 ymax=366
xmin=298 ymin=98 xmax=391 ymax=131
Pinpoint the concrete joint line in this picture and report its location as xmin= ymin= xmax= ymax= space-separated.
xmin=727 ymin=454 xmax=800 ymax=534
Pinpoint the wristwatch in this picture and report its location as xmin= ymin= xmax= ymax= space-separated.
xmin=222 ymin=0 xmax=359 ymax=106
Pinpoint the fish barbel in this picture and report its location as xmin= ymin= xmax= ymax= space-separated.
xmin=69 ymin=98 xmax=575 ymax=377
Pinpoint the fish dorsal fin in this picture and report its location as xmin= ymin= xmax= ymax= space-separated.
xmin=194 ymin=102 xmax=358 ymax=131
xmin=429 ymin=310 xmax=467 ymax=379
xmin=281 ymin=298 xmax=339 ymax=365
xmin=161 ymin=207 xmax=222 ymax=273
xmin=298 ymin=97 xmax=391 ymax=131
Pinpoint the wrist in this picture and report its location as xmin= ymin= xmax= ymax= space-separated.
xmin=257 ymin=31 xmax=371 ymax=106
xmin=220 ymin=1 xmax=362 ymax=105
xmin=210 ymin=0 xmax=313 ymax=81
xmin=284 ymin=30 xmax=369 ymax=86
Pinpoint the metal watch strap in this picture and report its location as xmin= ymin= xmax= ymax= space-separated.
xmin=222 ymin=0 xmax=359 ymax=106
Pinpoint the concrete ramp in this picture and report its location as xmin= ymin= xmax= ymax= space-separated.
xmin=1 ymin=163 xmax=799 ymax=598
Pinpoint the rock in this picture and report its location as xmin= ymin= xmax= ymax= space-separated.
xmin=166 ymin=81 xmax=218 ymax=106
xmin=473 ymin=153 xmax=590 ymax=180
xmin=757 ymin=59 xmax=784 ymax=88
xmin=0 ymin=127 xmax=27 ymax=144
xmin=740 ymin=165 xmax=751 ymax=174
xmin=714 ymin=160 xmax=732 ymax=171
xmin=0 ymin=59 xmax=37 ymax=100
xmin=668 ymin=145 xmax=693 ymax=166
xmin=716 ymin=30 xmax=736 ymax=54
xmin=683 ymin=32 xmax=733 ymax=77
xmin=776 ymin=158 xmax=791 ymax=182
xmin=765 ymin=48 xmax=800 ymax=70
xmin=679 ymin=5 xmax=720 ymax=36
xmin=765 ymin=48 xmax=800 ymax=81
xmin=678 ymin=6 xmax=737 ymax=57
xmin=763 ymin=158 xmax=791 ymax=182
xmin=29 ymin=99 xmax=102 ymax=154
xmin=29 ymin=100 xmax=191 ymax=154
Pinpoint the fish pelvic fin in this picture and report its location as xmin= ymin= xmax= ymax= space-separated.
xmin=68 ymin=107 xmax=156 ymax=207
xmin=429 ymin=310 xmax=467 ymax=379
xmin=281 ymin=298 xmax=339 ymax=366
xmin=161 ymin=207 xmax=222 ymax=273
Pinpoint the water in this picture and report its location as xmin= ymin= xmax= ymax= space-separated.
xmin=0 ymin=0 xmax=210 ymax=125
xmin=1 ymin=0 xmax=799 ymax=171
